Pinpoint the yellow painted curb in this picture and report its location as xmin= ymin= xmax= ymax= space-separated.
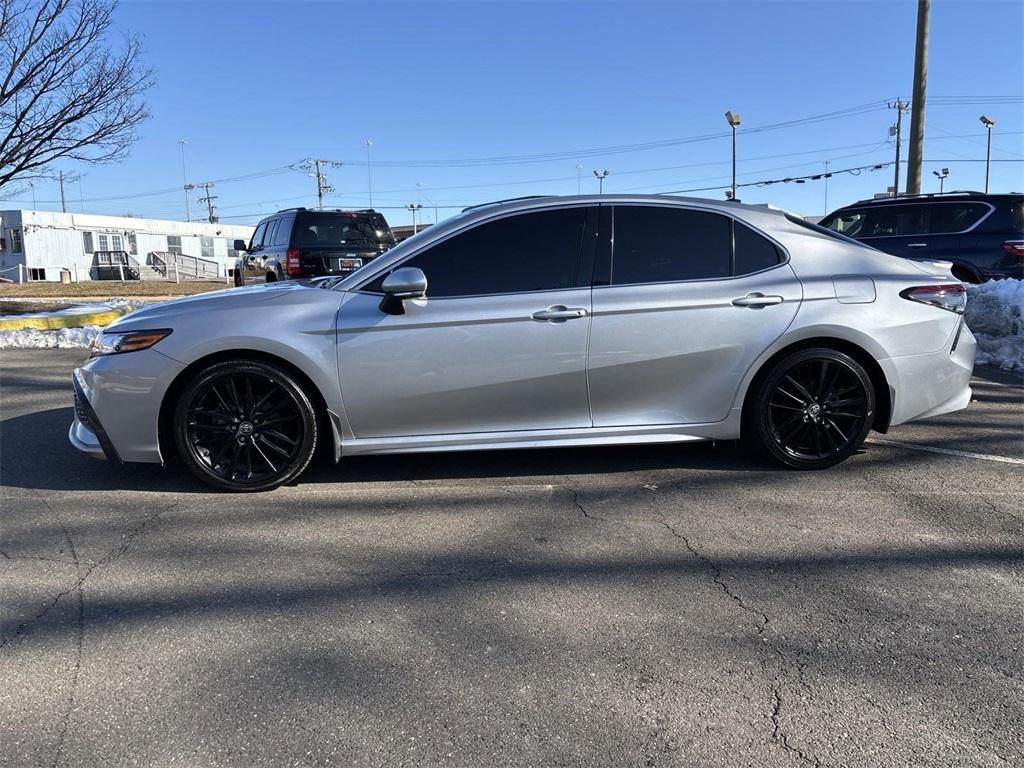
xmin=0 ymin=306 xmax=132 ymax=331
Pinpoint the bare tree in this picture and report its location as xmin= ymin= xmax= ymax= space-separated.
xmin=0 ymin=0 xmax=151 ymax=191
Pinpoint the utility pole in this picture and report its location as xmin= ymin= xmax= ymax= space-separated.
xmin=905 ymin=0 xmax=930 ymax=195
xmin=593 ymin=169 xmax=610 ymax=194
xmin=300 ymin=159 xmax=340 ymax=210
xmin=196 ymin=182 xmax=218 ymax=223
xmin=58 ymin=170 xmax=66 ymax=212
xmin=824 ymin=160 xmax=830 ymax=213
xmin=888 ymin=98 xmax=910 ymax=197
xmin=365 ymin=139 xmax=374 ymax=207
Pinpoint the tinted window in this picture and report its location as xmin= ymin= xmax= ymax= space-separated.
xmin=272 ymin=215 xmax=293 ymax=247
xmin=612 ymin=206 xmax=730 ymax=284
xmin=929 ymin=203 xmax=988 ymax=234
xmin=380 ymin=208 xmax=589 ymax=297
xmin=734 ymin=222 xmax=781 ymax=274
xmin=293 ymin=211 xmax=390 ymax=248
xmin=250 ymin=221 xmax=268 ymax=250
xmin=821 ymin=205 xmax=928 ymax=237
xmin=264 ymin=219 xmax=279 ymax=248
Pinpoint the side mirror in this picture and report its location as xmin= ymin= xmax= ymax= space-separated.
xmin=380 ymin=267 xmax=427 ymax=314
xmin=234 ymin=239 xmax=248 ymax=252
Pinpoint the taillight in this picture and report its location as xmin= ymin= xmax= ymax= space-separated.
xmin=1002 ymin=239 xmax=1024 ymax=258
xmin=285 ymin=247 xmax=301 ymax=276
xmin=900 ymin=283 xmax=966 ymax=314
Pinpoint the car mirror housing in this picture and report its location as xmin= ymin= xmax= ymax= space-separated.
xmin=234 ymin=239 xmax=248 ymax=252
xmin=380 ymin=267 xmax=427 ymax=315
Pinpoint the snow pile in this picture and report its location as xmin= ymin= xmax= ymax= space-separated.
xmin=0 ymin=324 xmax=102 ymax=349
xmin=965 ymin=279 xmax=1024 ymax=372
xmin=0 ymin=299 xmax=153 ymax=349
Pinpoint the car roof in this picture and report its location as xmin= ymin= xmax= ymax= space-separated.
xmin=459 ymin=193 xmax=792 ymax=219
xmin=833 ymin=191 xmax=1022 ymax=210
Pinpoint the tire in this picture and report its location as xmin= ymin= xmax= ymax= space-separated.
xmin=173 ymin=360 xmax=318 ymax=491
xmin=233 ymin=271 xmax=243 ymax=287
xmin=745 ymin=348 xmax=874 ymax=470
xmin=266 ymin=270 xmax=278 ymax=282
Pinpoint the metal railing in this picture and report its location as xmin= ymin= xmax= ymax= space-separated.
xmin=92 ymin=251 xmax=140 ymax=281
xmin=148 ymin=251 xmax=221 ymax=280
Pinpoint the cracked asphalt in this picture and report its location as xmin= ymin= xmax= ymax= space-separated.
xmin=2 ymin=349 xmax=1022 ymax=768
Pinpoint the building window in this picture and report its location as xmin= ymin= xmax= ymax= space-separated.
xmin=98 ymin=233 xmax=110 ymax=252
xmin=201 ymin=236 xmax=214 ymax=258
xmin=10 ymin=228 xmax=23 ymax=253
xmin=110 ymin=234 xmax=124 ymax=252
xmin=225 ymin=238 xmax=238 ymax=259
xmin=167 ymin=235 xmax=182 ymax=255
xmin=128 ymin=232 xmax=137 ymax=254
xmin=83 ymin=231 xmax=94 ymax=254
xmin=29 ymin=267 xmax=46 ymax=281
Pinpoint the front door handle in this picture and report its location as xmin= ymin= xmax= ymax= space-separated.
xmin=732 ymin=293 xmax=784 ymax=308
xmin=907 ymin=243 xmax=928 ymax=248
xmin=532 ymin=305 xmax=588 ymax=321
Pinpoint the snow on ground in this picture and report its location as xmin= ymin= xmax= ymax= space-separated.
xmin=0 ymin=299 xmax=153 ymax=349
xmin=966 ymin=279 xmax=1024 ymax=372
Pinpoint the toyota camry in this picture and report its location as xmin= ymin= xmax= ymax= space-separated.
xmin=70 ymin=195 xmax=976 ymax=491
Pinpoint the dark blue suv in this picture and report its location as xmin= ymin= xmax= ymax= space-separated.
xmin=819 ymin=191 xmax=1023 ymax=282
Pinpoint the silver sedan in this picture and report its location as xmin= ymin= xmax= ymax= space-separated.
xmin=70 ymin=195 xmax=976 ymax=491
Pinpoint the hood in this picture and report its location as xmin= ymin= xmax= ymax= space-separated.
xmin=108 ymin=282 xmax=315 ymax=330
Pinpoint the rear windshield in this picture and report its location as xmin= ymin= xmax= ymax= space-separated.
xmin=291 ymin=211 xmax=396 ymax=248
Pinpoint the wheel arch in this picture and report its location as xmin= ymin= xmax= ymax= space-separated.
xmin=739 ymin=335 xmax=892 ymax=434
xmin=158 ymin=348 xmax=335 ymax=462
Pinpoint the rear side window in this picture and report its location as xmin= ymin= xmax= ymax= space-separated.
xmin=263 ymin=219 xmax=279 ymax=248
xmin=272 ymin=215 xmax=293 ymax=247
xmin=734 ymin=222 xmax=782 ymax=274
xmin=375 ymin=207 xmax=590 ymax=297
xmin=930 ymin=203 xmax=989 ymax=234
xmin=611 ymin=206 xmax=731 ymax=285
xmin=822 ymin=205 xmax=928 ymax=238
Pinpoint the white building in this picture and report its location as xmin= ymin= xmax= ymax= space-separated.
xmin=0 ymin=209 xmax=254 ymax=282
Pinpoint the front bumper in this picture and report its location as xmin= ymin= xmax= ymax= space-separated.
xmin=881 ymin=321 xmax=978 ymax=426
xmin=67 ymin=348 xmax=185 ymax=464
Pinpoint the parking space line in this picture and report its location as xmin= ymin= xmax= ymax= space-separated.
xmin=867 ymin=438 xmax=1024 ymax=466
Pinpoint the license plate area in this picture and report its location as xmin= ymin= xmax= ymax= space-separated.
xmin=335 ymin=257 xmax=363 ymax=271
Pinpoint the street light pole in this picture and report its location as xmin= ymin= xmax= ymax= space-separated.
xmin=178 ymin=139 xmax=192 ymax=222
xmin=979 ymin=115 xmax=995 ymax=193
xmin=932 ymin=167 xmax=949 ymax=194
xmin=725 ymin=111 xmax=741 ymax=200
xmin=593 ymin=169 xmax=610 ymax=194
xmin=406 ymin=203 xmax=423 ymax=234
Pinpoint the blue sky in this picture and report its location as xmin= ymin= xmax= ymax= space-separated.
xmin=12 ymin=0 xmax=1024 ymax=225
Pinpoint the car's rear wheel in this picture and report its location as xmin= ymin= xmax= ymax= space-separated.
xmin=173 ymin=360 xmax=318 ymax=491
xmin=747 ymin=348 xmax=874 ymax=469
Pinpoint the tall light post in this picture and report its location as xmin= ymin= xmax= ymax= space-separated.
xmin=725 ymin=111 xmax=741 ymax=201
xmin=406 ymin=203 xmax=423 ymax=234
xmin=593 ymin=169 xmax=610 ymax=194
xmin=178 ymin=138 xmax=193 ymax=222
xmin=932 ymin=167 xmax=949 ymax=194
xmin=365 ymin=139 xmax=374 ymax=207
xmin=979 ymin=115 xmax=995 ymax=193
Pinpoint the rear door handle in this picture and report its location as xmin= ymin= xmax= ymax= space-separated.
xmin=732 ymin=293 xmax=784 ymax=308
xmin=532 ymin=305 xmax=588 ymax=321
xmin=907 ymin=243 xmax=928 ymax=248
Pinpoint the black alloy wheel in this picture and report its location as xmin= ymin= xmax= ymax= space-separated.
xmin=173 ymin=360 xmax=318 ymax=491
xmin=748 ymin=348 xmax=874 ymax=469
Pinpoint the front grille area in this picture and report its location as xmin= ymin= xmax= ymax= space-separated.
xmin=74 ymin=392 xmax=96 ymax=432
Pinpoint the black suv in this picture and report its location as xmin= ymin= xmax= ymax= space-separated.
xmin=818 ymin=191 xmax=1023 ymax=282
xmin=234 ymin=208 xmax=396 ymax=286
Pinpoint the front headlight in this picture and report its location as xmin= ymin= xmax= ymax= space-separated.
xmin=90 ymin=329 xmax=173 ymax=357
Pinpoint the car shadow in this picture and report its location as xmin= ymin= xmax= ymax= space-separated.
xmin=1 ymin=407 xmax=783 ymax=493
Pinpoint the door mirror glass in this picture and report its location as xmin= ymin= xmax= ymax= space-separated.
xmin=234 ymin=239 xmax=248 ymax=252
xmin=382 ymin=267 xmax=428 ymax=299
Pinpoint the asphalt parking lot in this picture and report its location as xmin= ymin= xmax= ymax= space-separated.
xmin=2 ymin=349 xmax=1022 ymax=768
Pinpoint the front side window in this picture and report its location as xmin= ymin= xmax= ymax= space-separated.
xmin=369 ymin=207 xmax=590 ymax=297
xmin=611 ymin=206 xmax=731 ymax=285
xmin=249 ymin=221 xmax=268 ymax=251
xmin=201 ymin=236 xmax=214 ymax=258
xmin=929 ymin=202 xmax=989 ymax=234
xmin=167 ymin=235 xmax=183 ymax=255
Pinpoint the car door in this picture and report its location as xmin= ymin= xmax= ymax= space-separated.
xmin=859 ymin=203 xmax=931 ymax=260
xmin=588 ymin=204 xmax=801 ymax=426
xmin=242 ymin=220 xmax=269 ymax=284
xmin=335 ymin=205 xmax=598 ymax=438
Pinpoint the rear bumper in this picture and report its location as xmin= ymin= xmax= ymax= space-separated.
xmin=881 ymin=322 xmax=977 ymax=426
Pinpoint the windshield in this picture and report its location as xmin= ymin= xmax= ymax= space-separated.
xmin=292 ymin=211 xmax=395 ymax=248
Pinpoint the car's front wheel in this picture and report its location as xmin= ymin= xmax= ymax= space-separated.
xmin=173 ymin=360 xmax=318 ymax=491
xmin=746 ymin=348 xmax=874 ymax=469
